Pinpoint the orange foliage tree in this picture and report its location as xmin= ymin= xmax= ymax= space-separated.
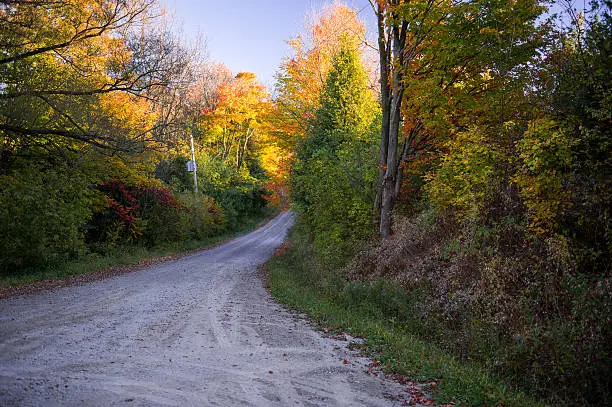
xmin=200 ymin=72 xmax=271 ymax=171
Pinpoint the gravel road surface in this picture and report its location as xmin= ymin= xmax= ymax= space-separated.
xmin=1 ymin=212 xmax=415 ymax=406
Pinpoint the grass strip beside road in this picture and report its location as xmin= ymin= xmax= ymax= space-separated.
xmin=264 ymin=227 xmax=543 ymax=407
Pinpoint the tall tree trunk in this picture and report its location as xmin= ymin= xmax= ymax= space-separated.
xmin=237 ymin=128 xmax=252 ymax=170
xmin=222 ymin=127 xmax=230 ymax=161
xmin=394 ymin=120 xmax=424 ymax=198
xmin=379 ymin=82 xmax=403 ymax=238
xmin=395 ymin=138 xmax=409 ymax=198
xmin=236 ymin=139 xmax=241 ymax=170
xmin=373 ymin=0 xmax=391 ymax=226
xmin=373 ymin=0 xmax=442 ymax=238
xmin=379 ymin=18 xmax=406 ymax=239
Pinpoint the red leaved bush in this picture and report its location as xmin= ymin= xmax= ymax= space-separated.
xmin=98 ymin=180 xmax=143 ymax=239
xmin=90 ymin=180 xmax=184 ymax=246
xmin=88 ymin=179 xmax=226 ymax=249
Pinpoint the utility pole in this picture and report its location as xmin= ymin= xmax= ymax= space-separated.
xmin=190 ymin=125 xmax=198 ymax=193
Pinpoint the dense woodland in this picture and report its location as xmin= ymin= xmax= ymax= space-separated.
xmin=1 ymin=0 xmax=610 ymax=405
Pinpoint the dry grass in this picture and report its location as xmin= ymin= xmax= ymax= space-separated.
xmin=345 ymin=211 xmax=610 ymax=405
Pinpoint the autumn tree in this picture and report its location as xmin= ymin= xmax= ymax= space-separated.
xmin=0 ymin=0 xmax=193 ymax=169
xmin=420 ymin=0 xmax=546 ymax=220
xmin=274 ymin=3 xmax=369 ymax=146
xmin=370 ymin=0 xmax=545 ymax=237
xmin=149 ymin=61 xmax=230 ymax=192
xmin=189 ymin=62 xmax=234 ymax=113
xmin=369 ymin=0 xmax=445 ymax=237
xmin=0 ymin=0 xmax=202 ymax=269
xmin=199 ymin=71 xmax=271 ymax=172
xmin=171 ymin=69 xmax=272 ymax=227
xmin=515 ymin=0 xmax=611 ymax=269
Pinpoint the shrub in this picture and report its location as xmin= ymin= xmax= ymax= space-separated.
xmin=132 ymin=181 xmax=187 ymax=246
xmin=87 ymin=178 xmax=232 ymax=250
xmin=350 ymin=211 xmax=611 ymax=405
xmin=0 ymin=164 xmax=94 ymax=272
xmin=86 ymin=179 xmax=144 ymax=249
xmin=212 ymin=184 xmax=268 ymax=231
xmin=513 ymin=119 xmax=576 ymax=234
xmin=178 ymin=193 xmax=225 ymax=239
xmin=154 ymin=157 xmax=193 ymax=192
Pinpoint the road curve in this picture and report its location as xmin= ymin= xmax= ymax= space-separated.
xmin=1 ymin=211 xmax=410 ymax=406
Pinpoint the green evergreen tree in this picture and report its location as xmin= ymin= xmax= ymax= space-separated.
xmin=291 ymin=40 xmax=379 ymax=264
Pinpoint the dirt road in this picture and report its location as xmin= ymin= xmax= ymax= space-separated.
xmin=0 ymin=212 xmax=414 ymax=406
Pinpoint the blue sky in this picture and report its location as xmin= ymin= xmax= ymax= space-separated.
xmin=162 ymin=1 xmax=568 ymax=89
xmin=162 ymin=0 xmax=376 ymax=89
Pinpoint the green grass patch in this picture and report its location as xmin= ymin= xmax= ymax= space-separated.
xmin=1 ymin=212 xmax=273 ymax=288
xmin=266 ymin=226 xmax=543 ymax=407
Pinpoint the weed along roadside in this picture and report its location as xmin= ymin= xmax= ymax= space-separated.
xmin=264 ymin=225 xmax=544 ymax=407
